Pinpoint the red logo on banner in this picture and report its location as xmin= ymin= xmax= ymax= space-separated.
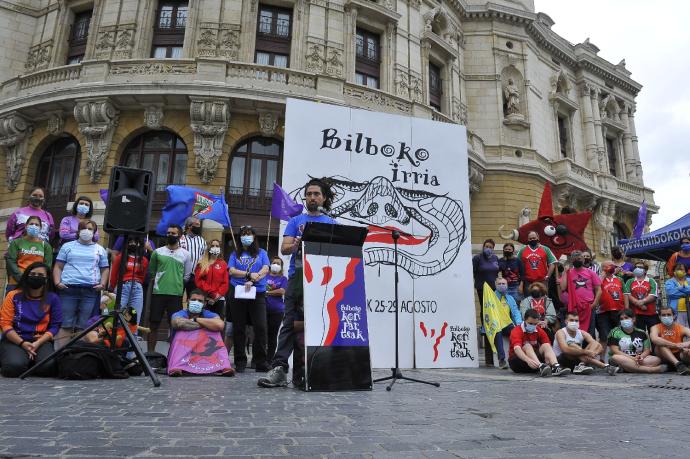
xmin=419 ymin=321 xmax=448 ymax=362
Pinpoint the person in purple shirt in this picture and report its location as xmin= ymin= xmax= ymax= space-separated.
xmin=59 ymin=196 xmax=100 ymax=246
xmin=611 ymin=246 xmax=635 ymax=282
xmin=0 ymin=262 xmax=62 ymax=377
xmin=5 ymin=187 xmax=55 ymax=243
xmin=473 ymin=239 xmax=500 ymax=305
xmin=265 ymin=256 xmax=288 ymax=361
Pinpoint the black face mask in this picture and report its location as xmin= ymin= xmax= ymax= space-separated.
xmin=528 ymin=240 xmax=539 ymax=248
xmin=573 ymin=260 xmax=584 ymax=268
xmin=29 ymin=197 xmax=44 ymax=207
xmin=530 ymin=290 xmax=542 ymax=298
xmin=27 ymin=276 xmax=47 ymax=289
xmin=167 ymin=235 xmax=179 ymax=246
xmin=503 ymin=251 xmax=513 ymax=258
xmin=611 ymin=250 xmax=622 ymax=259
xmin=190 ymin=226 xmax=201 ymax=235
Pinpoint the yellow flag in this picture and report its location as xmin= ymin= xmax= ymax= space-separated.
xmin=482 ymin=282 xmax=514 ymax=353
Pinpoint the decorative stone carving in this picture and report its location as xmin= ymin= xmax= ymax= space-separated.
xmin=305 ymin=45 xmax=324 ymax=73
xmin=95 ymin=30 xmax=115 ymax=59
xmin=25 ymin=41 xmax=52 ymax=72
xmin=409 ymin=74 xmax=422 ymax=103
xmin=325 ymin=48 xmax=343 ymax=78
xmin=423 ymin=5 xmax=441 ymax=32
xmin=46 ymin=112 xmax=64 ymax=135
xmin=343 ymin=85 xmax=411 ymax=114
xmin=219 ymin=26 xmax=240 ymax=60
xmin=594 ymin=199 xmax=616 ymax=255
xmin=468 ymin=161 xmax=485 ymax=194
xmin=189 ymin=98 xmax=229 ymax=184
xmin=144 ymin=105 xmax=164 ymax=130
xmin=467 ymin=131 xmax=485 ymax=158
xmin=258 ymin=111 xmax=280 ymax=137
xmin=110 ymin=62 xmax=197 ymax=75
xmin=197 ymin=26 xmax=218 ymax=57
xmin=0 ymin=113 xmax=33 ymax=191
xmin=394 ymin=69 xmax=409 ymax=98
xmin=74 ymin=99 xmax=119 ymax=183
xmin=452 ymin=97 xmax=468 ymax=124
xmin=503 ymin=78 xmax=521 ymax=116
xmin=518 ymin=207 xmax=531 ymax=227
xmin=113 ymin=28 xmax=135 ymax=59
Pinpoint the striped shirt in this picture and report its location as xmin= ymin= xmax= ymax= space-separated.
xmin=179 ymin=233 xmax=207 ymax=270
xmin=56 ymin=240 xmax=109 ymax=286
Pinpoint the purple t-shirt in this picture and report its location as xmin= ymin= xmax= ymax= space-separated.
xmin=265 ymin=274 xmax=288 ymax=313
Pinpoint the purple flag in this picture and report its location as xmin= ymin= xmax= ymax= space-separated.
xmin=271 ymin=183 xmax=303 ymax=220
xmin=100 ymin=188 xmax=109 ymax=203
xmin=632 ymin=201 xmax=647 ymax=239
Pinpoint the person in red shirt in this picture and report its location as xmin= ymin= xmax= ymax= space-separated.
xmin=623 ymin=261 xmax=659 ymax=332
xmin=194 ymin=239 xmax=229 ymax=325
xmin=517 ymin=232 xmax=557 ymax=295
xmin=597 ymin=261 xmax=625 ymax=350
xmin=109 ymin=239 xmax=149 ymax=325
xmin=508 ymin=308 xmax=570 ymax=376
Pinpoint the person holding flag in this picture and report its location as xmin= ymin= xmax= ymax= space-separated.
xmin=483 ymin=278 xmax=522 ymax=369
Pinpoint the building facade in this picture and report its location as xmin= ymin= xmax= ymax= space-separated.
xmin=0 ymin=0 xmax=655 ymax=288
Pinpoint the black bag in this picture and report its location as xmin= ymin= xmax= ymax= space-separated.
xmin=57 ymin=344 xmax=129 ymax=380
xmin=144 ymin=351 xmax=167 ymax=370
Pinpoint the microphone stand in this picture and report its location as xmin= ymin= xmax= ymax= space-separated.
xmin=325 ymin=210 xmax=439 ymax=391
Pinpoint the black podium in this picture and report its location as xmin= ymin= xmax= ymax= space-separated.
xmin=301 ymin=222 xmax=372 ymax=391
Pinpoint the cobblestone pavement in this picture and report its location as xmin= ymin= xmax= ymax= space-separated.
xmin=0 ymin=366 xmax=688 ymax=459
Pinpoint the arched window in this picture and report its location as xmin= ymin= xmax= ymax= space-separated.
xmin=121 ymin=130 xmax=188 ymax=207
xmin=35 ymin=137 xmax=81 ymax=225
xmin=227 ymin=137 xmax=282 ymax=211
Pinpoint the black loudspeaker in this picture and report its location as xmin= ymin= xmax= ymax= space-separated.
xmin=103 ymin=166 xmax=153 ymax=234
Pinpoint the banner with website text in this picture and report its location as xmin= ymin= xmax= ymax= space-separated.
xmin=281 ymin=98 xmax=476 ymax=368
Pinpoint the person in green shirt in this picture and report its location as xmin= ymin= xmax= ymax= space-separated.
xmin=5 ymin=216 xmax=53 ymax=296
xmin=608 ymin=309 xmax=666 ymax=374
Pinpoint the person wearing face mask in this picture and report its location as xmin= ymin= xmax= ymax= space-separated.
xmin=5 ymin=216 xmax=53 ymax=296
xmin=518 ymin=282 xmax=557 ymax=342
xmin=194 ymin=239 xmax=229 ymax=324
xmin=228 ymin=225 xmax=270 ymax=373
xmin=147 ymin=224 xmax=192 ymax=353
xmin=493 ymin=277 xmax=522 ymax=369
xmin=582 ymin=249 xmax=601 ymax=275
xmin=508 ymin=308 xmax=569 ymax=376
xmin=58 ymin=196 xmax=100 ymax=247
xmin=666 ymin=237 xmax=690 ymax=278
xmin=168 ymin=289 xmax=234 ymax=377
xmin=265 ymin=257 xmax=288 ymax=362
xmin=517 ymin=231 xmax=557 ymax=296
xmin=608 ymin=309 xmax=666 ymax=373
xmin=52 ymin=220 xmax=109 ymax=348
xmin=498 ymin=242 xmax=522 ymax=302
xmin=623 ymin=261 xmax=659 ymax=332
xmin=5 ymin=187 xmax=55 ymax=243
xmin=0 ymin=262 xmax=62 ymax=377
xmin=473 ymin=239 xmax=500 ymax=365
xmin=597 ymin=261 xmax=626 ymax=356
xmin=109 ymin=238 xmax=149 ymax=325
xmin=610 ymin=245 xmax=634 ymax=281
xmin=179 ymin=217 xmax=208 ymax=299
xmin=649 ymin=306 xmax=690 ymax=375
xmin=560 ymin=250 xmax=601 ymax=336
xmin=664 ymin=263 xmax=690 ymax=327
xmin=553 ymin=311 xmax=617 ymax=376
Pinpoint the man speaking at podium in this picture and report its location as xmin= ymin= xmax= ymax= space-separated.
xmin=258 ymin=178 xmax=336 ymax=388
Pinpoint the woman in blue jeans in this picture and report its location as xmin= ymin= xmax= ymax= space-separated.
xmin=52 ymin=220 xmax=109 ymax=348
xmin=494 ymin=277 xmax=523 ymax=368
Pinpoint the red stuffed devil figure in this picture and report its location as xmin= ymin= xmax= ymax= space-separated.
xmin=498 ymin=182 xmax=591 ymax=259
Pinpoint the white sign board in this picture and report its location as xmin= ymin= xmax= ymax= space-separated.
xmin=281 ymin=98 xmax=477 ymax=368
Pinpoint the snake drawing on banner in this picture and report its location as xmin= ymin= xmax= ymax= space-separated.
xmin=290 ymin=175 xmax=467 ymax=278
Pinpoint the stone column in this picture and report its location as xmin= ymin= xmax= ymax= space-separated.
xmin=343 ymin=5 xmax=357 ymax=83
xmin=619 ymin=104 xmax=635 ymax=180
xmin=590 ymin=88 xmax=607 ymax=173
xmin=579 ymin=83 xmax=598 ymax=169
xmin=0 ymin=113 xmax=33 ymax=192
xmin=628 ymin=104 xmax=643 ymax=183
xmin=74 ymin=98 xmax=120 ymax=183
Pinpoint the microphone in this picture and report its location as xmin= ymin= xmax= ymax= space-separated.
xmin=317 ymin=206 xmax=334 ymax=217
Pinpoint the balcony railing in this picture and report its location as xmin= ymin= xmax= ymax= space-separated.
xmin=227 ymin=187 xmax=273 ymax=211
xmin=18 ymin=64 xmax=81 ymax=90
xmin=226 ymin=62 xmax=317 ymax=91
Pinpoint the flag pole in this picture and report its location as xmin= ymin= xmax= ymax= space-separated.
xmin=267 ymin=213 xmax=272 ymax=253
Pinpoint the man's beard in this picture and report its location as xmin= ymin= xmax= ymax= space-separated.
xmin=306 ymin=202 xmax=319 ymax=212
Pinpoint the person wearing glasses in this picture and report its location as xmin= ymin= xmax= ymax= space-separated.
xmin=0 ymin=262 xmax=62 ymax=377
xmin=147 ymin=224 xmax=192 ymax=352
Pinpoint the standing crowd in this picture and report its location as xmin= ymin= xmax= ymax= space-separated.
xmin=473 ymin=234 xmax=690 ymax=377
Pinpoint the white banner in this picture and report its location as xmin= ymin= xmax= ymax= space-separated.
xmin=281 ymin=98 xmax=477 ymax=368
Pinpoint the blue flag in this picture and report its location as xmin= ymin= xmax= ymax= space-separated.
xmin=271 ymin=182 xmax=303 ymax=221
xmin=632 ymin=201 xmax=647 ymax=239
xmin=156 ymin=186 xmax=231 ymax=235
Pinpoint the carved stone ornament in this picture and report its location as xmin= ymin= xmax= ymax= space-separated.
xmin=144 ymin=105 xmax=164 ymax=130
xmin=219 ymin=26 xmax=240 ymax=60
xmin=197 ymin=27 xmax=218 ymax=57
xmin=0 ymin=113 xmax=33 ymax=191
xmin=468 ymin=161 xmax=485 ymax=194
xmin=305 ymin=45 xmax=324 ymax=73
xmin=74 ymin=99 xmax=120 ymax=183
xmin=46 ymin=112 xmax=64 ymax=135
xmin=325 ymin=48 xmax=343 ymax=77
xmin=190 ymin=98 xmax=230 ymax=184
xmin=113 ymin=29 xmax=135 ymax=59
xmin=25 ymin=42 xmax=52 ymax=72
xmin=409 ymin=74 xmax=422 ymax=103
xmin=394 ymin=69 xmax=409 ymax=98
xmin=258 ymin=111 xmax=279 ymax=137
xmin=594 ymin=199 xmax=616 ymax=255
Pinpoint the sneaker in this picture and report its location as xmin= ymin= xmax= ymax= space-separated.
xmin=573 ymin=363 xmax=594 ymax=375
xmin=605 ymin=364 xmax=620 ymax=376
xmin=676 ymin=362 xmax=690 ymax=375
xmin=257 ymin=366 xmax=288 ymax=388
xmin=551 ymin=364 xmax=571 ymax=377
xmin=538 ymin=363 xmax=552 ymax=377
xmin=498 ymin=359 xmax=509 ymax=370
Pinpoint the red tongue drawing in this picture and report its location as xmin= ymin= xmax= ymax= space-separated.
xmin=365 ymin=225 xmax=430 ymax=246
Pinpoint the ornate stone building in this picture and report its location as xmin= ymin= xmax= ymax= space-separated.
xmin=0 ymin=0 xmax=655 ymax=288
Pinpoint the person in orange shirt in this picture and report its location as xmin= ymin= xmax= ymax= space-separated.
xmin=650 ymin=305 xmax=690 ymax=375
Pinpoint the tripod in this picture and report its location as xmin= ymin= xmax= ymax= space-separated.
xmin=20 ymin=233 xmax=160 ymax=387
xmin=333 ymin=214 xmax=439 ymax=391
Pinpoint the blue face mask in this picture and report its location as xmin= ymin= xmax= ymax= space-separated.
xmin=483 ymin=248 xmax=493 ymax=257
xmin=633 ymin=268 xmax=645 ymax=278
xmin=620 ymin=319 xmax=633 ymax=330
xmin=524 ymin=323 xmax=537 ymax=333
xmin=26 ymin=225 xmax=41 ymax=237
xmin=681 ymin=243 xmax=690 ymax=252
xmin=188 ymin=300 xmax=204 ymax=314
xmin=661 ymin=316 xmax=674 ymax=327
xmin=496 ymin=284 xmax=508 ymax=294
xmin=240 ymin=235 xmax=254 ymax=247
xmin=76 ymin=204 xmax=90 ymax=215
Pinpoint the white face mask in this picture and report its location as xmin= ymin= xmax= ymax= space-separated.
xmin=270 ymin=263 xmax=282 ymax=274
xmin=209 ymin=247 xmax=221 ymax=256
xmin=566 ymin=321 xmax=579 ymax=331
xmin=79 ymin=229 xmax=94 ymax=242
